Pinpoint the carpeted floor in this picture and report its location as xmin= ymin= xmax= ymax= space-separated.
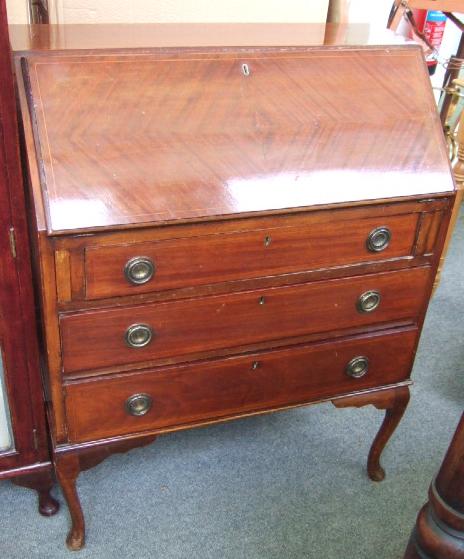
xmin=1 ymin=209 xmax=463 ymax=559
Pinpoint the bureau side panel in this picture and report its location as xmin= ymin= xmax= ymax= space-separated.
xmin=35 ymin=234 xmax=67 ymax=442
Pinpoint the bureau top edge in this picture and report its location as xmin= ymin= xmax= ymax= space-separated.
xmin=9 ymin=23 xmax=417 ymax=53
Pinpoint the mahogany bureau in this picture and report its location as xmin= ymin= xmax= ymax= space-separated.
xmin=13 ymin=25 xmax=456 ymax=550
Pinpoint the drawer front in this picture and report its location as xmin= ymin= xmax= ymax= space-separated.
xmin=84 ymin=212 xmax=419 ymax=299
xmin=60 ymin=267 xmax=430 ymax=373
xmin=65 ymin=328 xmax=418 ymax=443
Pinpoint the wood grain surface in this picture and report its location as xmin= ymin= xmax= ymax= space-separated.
xmin=84 ymin=211 xmax=419 ymax=299
xmin=65 ymin=327 xmax=418 ymax=443
xmin=19 ymin=46 xmax=453 ymax=234
xmin=60 ymin=266 xmax=430 ymax=373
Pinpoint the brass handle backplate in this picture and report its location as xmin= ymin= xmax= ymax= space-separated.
xmin=346 ymin=356 xmax=369 ymax=379
xmin=125 ymin=393 xmax=153 ymax=416
xmin=357 ymin=290 xmax=381 ymax=313
xmin=366 ymin=227 xmax=391 ymax=252
xmin=124 ymin=256 xmax=155 ymax=285
xmin=125 ymin=324 xmax=153 ymax=348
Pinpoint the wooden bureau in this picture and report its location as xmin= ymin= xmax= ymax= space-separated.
xmin=13 ymin=24 xmax=455 ymax=550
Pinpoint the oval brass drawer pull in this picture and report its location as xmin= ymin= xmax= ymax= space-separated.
xmin=346 ymin=356 xmax=369 ymax=379
xmin=357 ymin=290 xmax=381 ymax=313
xmin=125 ymin=324 xmax=153 ymax=348
xmin=125 ymin=393 xmax=153 ymax=416
xmin=366 ymin=227 xmax=391 ymax=252
xmin=124 ymin=256 xmax=155 ymax=285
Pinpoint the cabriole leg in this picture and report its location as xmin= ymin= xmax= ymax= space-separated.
xmin=54 ymin=435 xmax=157 ymax=550
xmin=55 ymin=453 xmax=84 ymax=551
xmin=333 ymin=385 xmax=410 ymax=481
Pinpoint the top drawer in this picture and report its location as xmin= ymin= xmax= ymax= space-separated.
xmin=84 ymin=211 xmax=419 ymax=300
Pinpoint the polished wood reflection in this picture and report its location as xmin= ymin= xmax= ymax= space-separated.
xmin=20 ymin=44 xmax=453 ymax=234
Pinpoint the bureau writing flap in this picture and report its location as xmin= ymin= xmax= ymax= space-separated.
xmin=18 ymin=43 xmax=454 ymax=234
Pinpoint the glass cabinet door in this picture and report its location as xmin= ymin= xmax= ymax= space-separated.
xmin=0 ymin=350 xmax=13 ymax=452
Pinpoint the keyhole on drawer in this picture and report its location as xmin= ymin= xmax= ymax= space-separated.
xmin=259 ymin=296 xmax=266 ymax=305
xmin=264 ymin=235 xmax=272 ymax=247
xmin=242 ymin=63 xmax=250 ymax=76
xmin=251 ymin=361 xmax=261 ymax=371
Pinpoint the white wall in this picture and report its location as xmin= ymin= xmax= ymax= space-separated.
xmin=5 ymin=0 xmax=392 ymax=25
xmin=46 ymin=0 xmax=329 ymax=24
xmin=5 ymin=0 xmax=29 ymax=23
xmin=348 ymin=0 xmax=393 ymax=25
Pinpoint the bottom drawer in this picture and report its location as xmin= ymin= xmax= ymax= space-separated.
xmin=65 ymin=328 xmax=418 ymax=443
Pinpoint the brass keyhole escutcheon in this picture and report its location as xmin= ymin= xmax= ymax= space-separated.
xmin=251 ymin=361 xmax=261 ymax=370
xmin=259 ymin=296 xmax=266 ymax=305
xmin=264 ymin=235 xmax=272 ymax=247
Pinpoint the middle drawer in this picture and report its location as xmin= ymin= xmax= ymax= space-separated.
xmin=60 ymin=267 xmax=430 ymax=374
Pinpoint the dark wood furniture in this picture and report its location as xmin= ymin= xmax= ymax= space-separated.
xmin=13 ymin=24 xmax=456 ymax=549
xmin=404 ymin=412 xmax=464 ymax=558
xmin=0 ymin=1 xmax=58 ymax=515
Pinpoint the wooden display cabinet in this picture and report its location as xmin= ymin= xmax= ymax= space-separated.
xmin=0 ymin=0 xmax=58 ymax=516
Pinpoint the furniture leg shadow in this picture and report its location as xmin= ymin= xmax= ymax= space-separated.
xmin=332 ymin=385 xmax=411 ymax=481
